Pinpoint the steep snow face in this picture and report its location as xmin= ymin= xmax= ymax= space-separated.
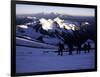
xmin=54 ymin=17 xmax=65 ymax=28
xmin=54 ymin=17 xmax=76 ymax=30
xmin=39 ymin=18 xmax=54 ymax=31
xmin=54 ymin=17 xmax=64 ymax=28
xmin=68 ymin=24 xmax=76 ymax=31
xmin=39 ymin=17 xmax=88 ymax=32
xmin=39 ymin=17 xmax=77 ymax=31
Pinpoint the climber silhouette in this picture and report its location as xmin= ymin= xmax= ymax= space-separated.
xmin=57 ymin=42 xmax=64 ymax=56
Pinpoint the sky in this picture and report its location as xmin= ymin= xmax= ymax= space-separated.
xmin=16 ymin=4 xmax=95 ymax=16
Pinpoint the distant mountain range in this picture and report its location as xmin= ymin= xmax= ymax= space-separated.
xmin=16 ymin=12 xmax=95 ymax=22
xmin=16 ymin=12 xmax=96 ymax=47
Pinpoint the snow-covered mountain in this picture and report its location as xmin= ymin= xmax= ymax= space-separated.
xmin=16 ymin=15 xmax=95 ymax=48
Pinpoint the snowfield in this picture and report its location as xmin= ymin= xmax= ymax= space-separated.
xmin=16 ymin=46 xmax=95 ymax=73
xmin=16 ymin=37 xmax=57 ymax=49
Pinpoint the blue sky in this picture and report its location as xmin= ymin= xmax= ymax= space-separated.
xmin=16 ymin=4 xmax=95 ymax=16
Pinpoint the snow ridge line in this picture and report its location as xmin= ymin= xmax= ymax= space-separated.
xmin=16 ymin=37 xmax=58 ymax=49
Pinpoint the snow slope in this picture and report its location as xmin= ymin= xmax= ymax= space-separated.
xmin=16 ymin=46 xmax=95 ymax=73
xmin=16 ymin=37 xmax=58 ymax=49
